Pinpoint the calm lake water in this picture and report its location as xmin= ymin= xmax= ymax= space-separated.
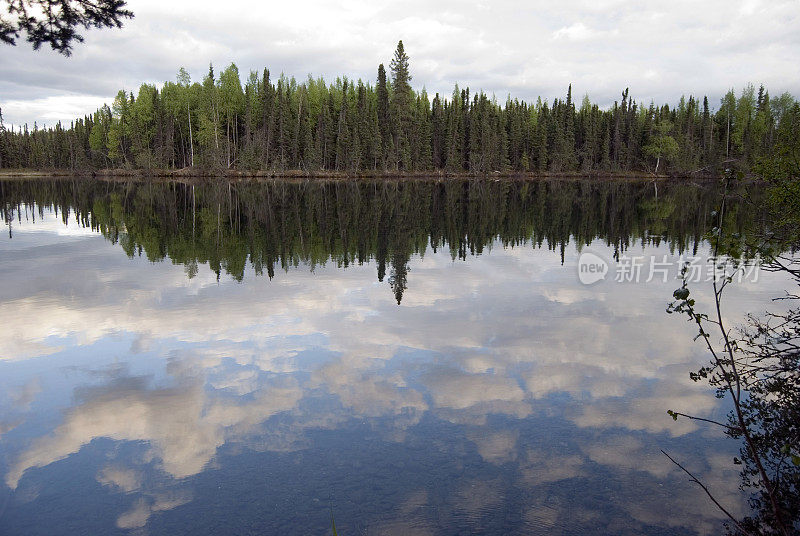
xmin=0 ymin=177 xmax=787 ymax=535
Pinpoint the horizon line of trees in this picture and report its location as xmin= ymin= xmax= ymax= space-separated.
xmin=1 ymin=41 xmax=798 ymax=175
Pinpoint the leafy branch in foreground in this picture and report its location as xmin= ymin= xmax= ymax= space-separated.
xmin=0 ymin=0 xmax=133 ymax=55
xmin=665 ymin=176 xmax=799 ymax=535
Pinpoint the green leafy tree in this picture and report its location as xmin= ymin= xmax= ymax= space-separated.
xmin=644 ymin=119 xmax=679 ymax=172
xmin=88 ymin=105 xmax=110 ymax=165
xmin=218 ymin=63 xmax=245 ymax=168
xmin=107 ymin=90 xmax=132 ymax=165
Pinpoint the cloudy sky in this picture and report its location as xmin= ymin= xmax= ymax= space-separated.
xmin=1 ymin=0 xmax=799 ymax=128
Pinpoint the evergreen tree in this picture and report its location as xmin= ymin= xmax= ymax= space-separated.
xmin=389 ymin=40 xmax=413 ymax=170
xmin=376 ymin=64 xmax=390 ymax=169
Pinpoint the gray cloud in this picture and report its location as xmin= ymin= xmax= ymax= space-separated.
xmin=1 ymin=0 xmax=798 ymax=127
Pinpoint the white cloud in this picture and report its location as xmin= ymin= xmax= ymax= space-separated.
xmin=553 ymin=22 xmax=599 ymax=41
xmin=2 ymin=95 xmax=110 ymax=129
xmin=4 ymin=377 xmax=303 ymax=489
xmin=0 ymin=0 xmax=797 ymax=127
xmin=97 ymin=465 xmax=142 ymax=493
xmin=115 ymin=491 xmax=192 ymax=529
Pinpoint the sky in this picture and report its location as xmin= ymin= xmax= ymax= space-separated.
xmin=1 ymin=0 xmax=799 ymax=128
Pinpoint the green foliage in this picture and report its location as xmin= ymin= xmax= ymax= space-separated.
xmin=643 ymin=120 xmax=679 ymax=172
xmin=1 ymin=46 xmax=796 ymax=174
xmin=107 ymin=90 xmax=131 ymax=165
xmin=389 ymin=40 xmax=414 ymax=170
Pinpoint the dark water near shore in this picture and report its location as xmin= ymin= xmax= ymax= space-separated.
xmin=0 ymin=177 xmax=786 ymax=535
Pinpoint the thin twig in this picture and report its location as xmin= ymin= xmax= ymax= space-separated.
xmin=668 ymin=412 xmax=741 ymax=433
xmin=661 ymin=449 xmax=754 ymax=536
xmin=711 ymin=178 xmax=789 ymax=535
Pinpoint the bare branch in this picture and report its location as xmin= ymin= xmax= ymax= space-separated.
xmin=661 ymin=449 xmax=756 ymax=536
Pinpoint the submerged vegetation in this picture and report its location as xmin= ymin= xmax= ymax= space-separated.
xmin=1 ymin=42 xmax=797 ymax=176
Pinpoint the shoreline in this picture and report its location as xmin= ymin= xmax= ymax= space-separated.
xmin=0 ymin=168 xmax=728 ymax=182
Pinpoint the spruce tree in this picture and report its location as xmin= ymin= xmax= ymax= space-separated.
xmin=389 ymin=40 xmax=413 ymax=170
xmin=376 ymin=64 xmax=390 ymax=169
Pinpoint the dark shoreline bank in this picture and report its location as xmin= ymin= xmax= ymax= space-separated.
xmin=0 ymin=168 xmax=728 ymax=182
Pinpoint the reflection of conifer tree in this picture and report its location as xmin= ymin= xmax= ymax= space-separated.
xmin=376 ymin=211 xmax=388 ymax=282
xmin=185 ymin=259 xmax=198 ymax=279
xmin=0 ymin=178 xmax=763 ymax=302
xmin=388 ymin=251 xmax=409 ymax=305
xmin=0 ymin=106 xmax=5 ymax=169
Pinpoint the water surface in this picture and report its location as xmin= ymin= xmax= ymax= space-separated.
xmin=0 ymin=178 xmax=785 ymax=535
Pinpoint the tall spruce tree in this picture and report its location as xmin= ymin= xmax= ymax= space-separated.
xmin=389 ymin=40 xmax=413 ymax=170
xmin=376 ymin=64 xmax=390 ymax=169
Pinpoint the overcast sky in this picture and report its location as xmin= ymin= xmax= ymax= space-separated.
xmin=1 ymin=0 xmax=798 ymax=128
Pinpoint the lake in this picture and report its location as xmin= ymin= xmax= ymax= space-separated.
xmin=0 ymin=177 xmax=785 ymax=535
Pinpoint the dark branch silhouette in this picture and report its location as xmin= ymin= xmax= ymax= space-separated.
xmin=667 ymin=174 xmax=799 ymax=535
xmin=661 ymin=449 xmax=753 ymax=536
xmin=0 ymin=0 xmax=133 ymax=55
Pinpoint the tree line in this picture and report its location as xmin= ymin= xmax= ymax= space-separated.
xmin=0 ymin=41 xmax=797 ymax=175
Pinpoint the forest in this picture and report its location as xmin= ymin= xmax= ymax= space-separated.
xmin=0 ymin=41 xmax=798 ymax=176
